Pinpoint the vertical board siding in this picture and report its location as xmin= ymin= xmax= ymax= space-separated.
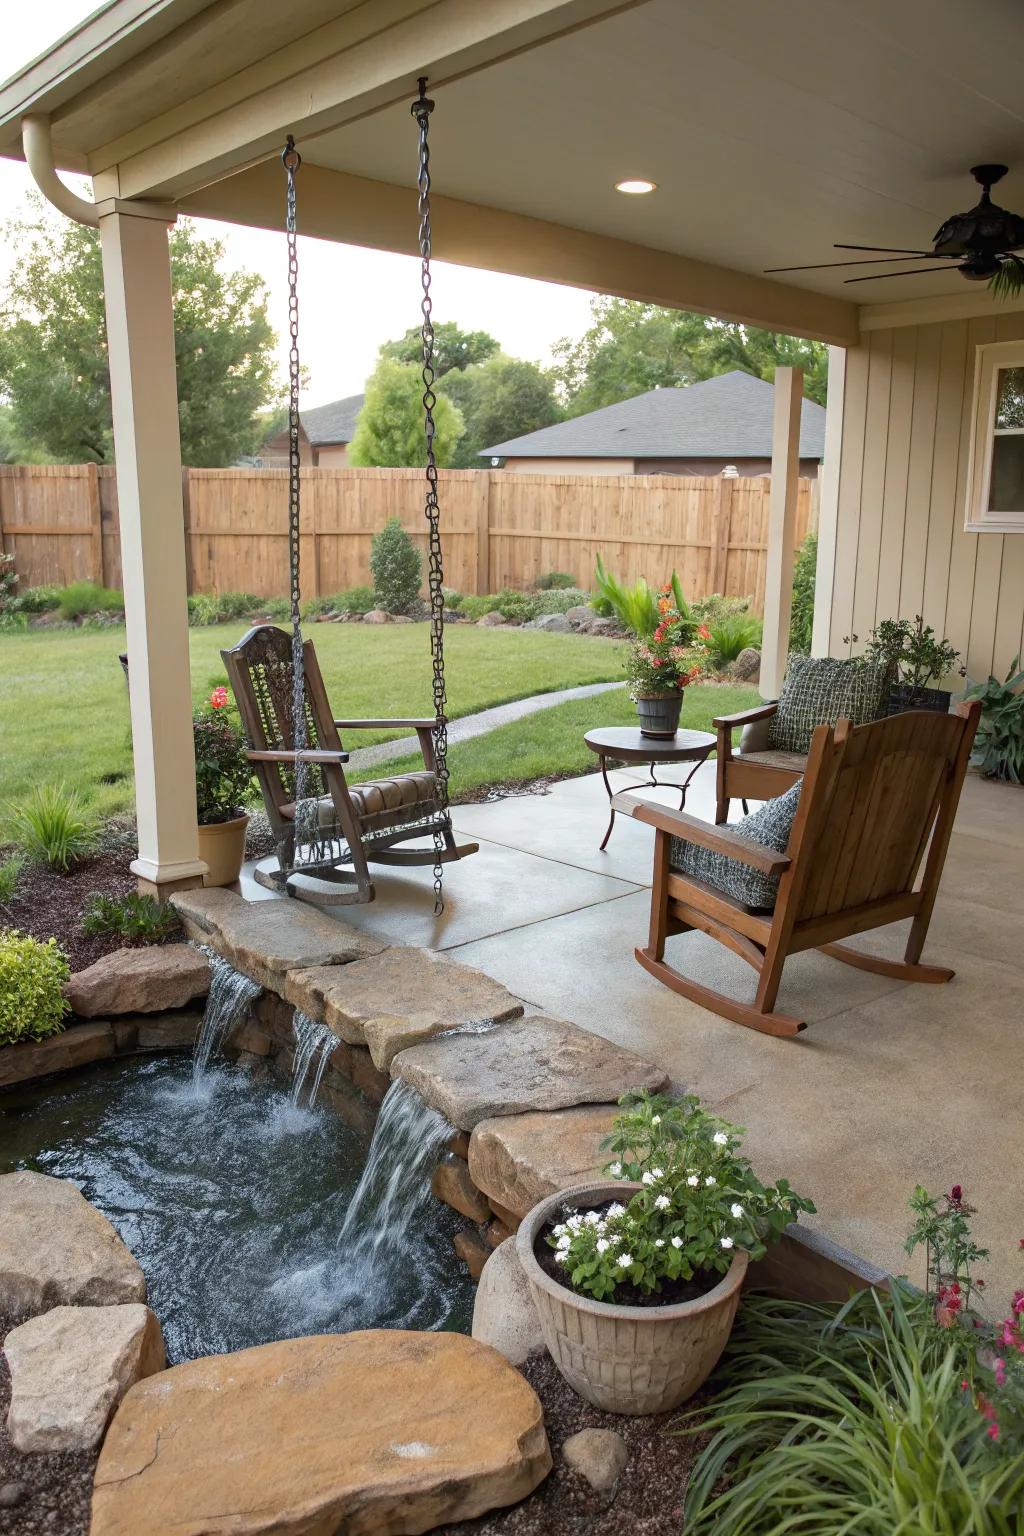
xmin=1 ymin=466 xmax=812 ymax=615
xmin=829 ymin=313 xmax=1024 ymax=681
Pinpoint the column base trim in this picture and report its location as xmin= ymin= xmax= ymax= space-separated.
xmin=131 ymin=857 xmax=209 ymax=900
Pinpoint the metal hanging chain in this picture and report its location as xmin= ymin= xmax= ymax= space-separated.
xmin=282 ymin=134 xmax=311 ymax=856
xmin=412 ymin=77 xmax=450 ymax=914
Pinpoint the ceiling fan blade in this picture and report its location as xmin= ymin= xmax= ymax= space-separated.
xmin=764 ymin=254 xmax=955 ymax=273
xmin=833 ymin=243 xmax=941 ymax=256
xmin=844 ymin=266 xmax=959 ymax=283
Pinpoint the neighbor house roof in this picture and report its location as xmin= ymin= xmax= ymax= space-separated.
xmin=300 ymin=393 xmax=364 ymax=446
xmin=480 ymin=371 xmax=826 ymax=461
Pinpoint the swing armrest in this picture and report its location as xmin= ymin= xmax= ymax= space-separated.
xmin=611 ymin=792 xmax=790 ymax=876
xmin=333 ymin=717 xmax=443 ymax=731
xmin=247 ymin=748 xmax=350 ymax=764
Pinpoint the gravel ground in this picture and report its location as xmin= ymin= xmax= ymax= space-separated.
xmin=0 ymin=1313 xmax=95 ymax=1536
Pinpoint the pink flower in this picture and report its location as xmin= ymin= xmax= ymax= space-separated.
xmin=950 ymin=1185 xmax=963 ymax=1204
xmin=210 ymin=686 xmax=229 ymax=709
xmin=994 ymin=1358 xmax=1007 ymax=1387
xmin=988 ymin=1422 xmax=1000 ymax=1441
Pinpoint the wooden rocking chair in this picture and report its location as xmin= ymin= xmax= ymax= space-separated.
xmin=612 ymin=701 xmax=982 ymax=1037
xmin=222 ymin=624 xmax=477 ymax=904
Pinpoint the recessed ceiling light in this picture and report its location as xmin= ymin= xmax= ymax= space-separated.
xmin=615 ymin=178 xmax=657 ymax=195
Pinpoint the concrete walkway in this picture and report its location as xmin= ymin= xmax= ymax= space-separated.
xmin=242 ymin=763 xmax=1024 ymax=1310
xmin=344 ymin=682 xmax=625 ymax=772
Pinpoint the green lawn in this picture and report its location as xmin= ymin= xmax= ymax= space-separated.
xmin=0 ymin=622 xmax=631 ymax=833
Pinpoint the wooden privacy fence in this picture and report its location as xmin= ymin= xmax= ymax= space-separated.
xmin=0 ymin=465 xmax=816 ymax=613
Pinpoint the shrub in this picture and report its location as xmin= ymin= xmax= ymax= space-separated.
xmin=788 ymin=531 xmax=817 ymax=653
xmin=258 ymin=596 xmax=290 ymax=621
xmin=706 ymin=612 xmax=763 ymax=666
xmin=187 ymin=591 xmax=276 ymax=626
xmin=459 ymin=593 xmax=499 ymax=622
xmin=370 ymin=518 xmax=422 ymax=615
xmin=0 ymin=553 xmax=19 ymax=614
xmin=442 ymin=588 xmax=464 ymax=612
xmin=302 ymin=585 xmax=375 ymax=619
xmin=690 ymin=593 xmax=752 ymax=625
xmin=16 ymin=584 xmax=62 ymax=614
xmin=0 ymin=853 xmax=24 ymax=904
xmin=56 ymin=581 xmax=125 ymax=621
xmin=0 ymin=930 xmax=70 ymax=1045
xmin=592 ymin=555 xmax=691 ymax=636
xmin=494 ymin=588 xmax=539 ymax=624
xmin=964 ymin=658 xmax=1024 ymax=783
xmin=7 ymin=783 xmax=96 ymax=870
xmin=532 ymin=588 xmax=590 ymax=615
xmin=534 ymin=570 xmax=577 ymax=590
xmin=82 ymin=893 xmax=181 ymax=945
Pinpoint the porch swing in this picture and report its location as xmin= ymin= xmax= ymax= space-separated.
xmin=222 ymin=80 xmax=477 ymax=909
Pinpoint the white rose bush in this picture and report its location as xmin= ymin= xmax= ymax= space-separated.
xmin=546 ymin=1090 xmax=814 ymax=1303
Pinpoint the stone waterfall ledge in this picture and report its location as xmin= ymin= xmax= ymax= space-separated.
xmin=467 ymin=1105 xmax=620 ymax=1222
xmin=67 ymin=945 xmax=210 ymax=1018
xmin=0 ymin=1010 xmax=206 ymax=1090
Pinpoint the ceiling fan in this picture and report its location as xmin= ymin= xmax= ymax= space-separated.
xmin=765 ymin=165 xmax=1024 ymax=287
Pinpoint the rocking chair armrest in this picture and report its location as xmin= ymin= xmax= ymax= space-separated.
xmin=610 ymin=792 xmax=791 ymax=876
xmin=333 ymin=717 xmax=444 ymax=731
xmin=246 ymin=748 xmax=350 ymax=764
xmin=712 ymin=702 xmax=778 ymax=731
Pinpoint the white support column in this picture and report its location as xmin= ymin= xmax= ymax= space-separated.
xmin=99 ymin=206 xmax=205 ymax=896
xmin=760 ymin=366 xmax=804 ymax=700
xmin=811 ymin=345 xmax=846 ymax=657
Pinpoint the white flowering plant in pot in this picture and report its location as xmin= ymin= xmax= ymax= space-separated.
xmin=546 ymin=1090 xmax=815 ymax=1303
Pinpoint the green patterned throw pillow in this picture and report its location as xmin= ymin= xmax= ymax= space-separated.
xmin=670 ymin=782 xmax=801 ymax=911
xmin=767 ymin=655 xmax=890 ymax=754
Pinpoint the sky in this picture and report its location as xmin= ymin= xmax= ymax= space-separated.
xmin=0 ymin=3 xmax=597 ymax=409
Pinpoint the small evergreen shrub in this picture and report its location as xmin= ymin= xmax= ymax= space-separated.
xmin=56 ymin=581 xmax=125 ymax=621
xmin=442 ymin=588 xmax=464 ymax=612
xmin=8 ymin=784 xmax=96 ymax=870
xmin=370 ymin=518 xmax=422 ymax=615
xmin=82 ymin=893 xmax=181 ymax=945
xmin=534 ymin=570 xmax=577 ymax=590
xmin=788 ymin=532 xmax=817 ymax=654
xmin=532 ymin=588 xmax=590 ymax=615
xmin=0 ymin=930 xmax=70 ymax=1045
xmin=459 ymin=593 xmax=499 ymax=622
xmin=16 ymin=584 xmax=62 ymax=614
xmin=495 ymin=589 xmax=539 ymax=624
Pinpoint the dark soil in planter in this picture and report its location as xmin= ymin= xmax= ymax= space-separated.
xmin=439 ymin=1351 xmax=706 ymax=1536
xmin=0 ymin=1311 xmax=95 ymax=1536
xmin=535 ymin=1209 xmax=723 ymax=1310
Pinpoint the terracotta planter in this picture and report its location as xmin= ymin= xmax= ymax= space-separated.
xmin=635 ymin=692 xmax=683 ymax=738
xmin=517 ymin=1181 xmax=748 ymax=1415
xmin=197 ymin=813 xmax=249 ymax=887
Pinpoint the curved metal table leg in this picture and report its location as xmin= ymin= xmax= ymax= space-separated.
xmin=598 ymin=753 xmax=616 ymax=850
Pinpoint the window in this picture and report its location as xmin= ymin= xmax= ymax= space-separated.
xmin=965 ymin=341 xmax=1024 ymax=533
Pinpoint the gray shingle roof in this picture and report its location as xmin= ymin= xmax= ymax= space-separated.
xmin=479 ymin=371 xmax=826 ymax=460
xmin=300 ymin=393 xmax=365 ymax=446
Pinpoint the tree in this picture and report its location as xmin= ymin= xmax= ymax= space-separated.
xmin=348 ymin=360 xmax=464 ymax=467
xmin=441 ymin=354 xmax=561 ymax=467
xmin=552 ymin=297 xmax=828 ymax=413
xmin=0 ymin=202 xmax=280 ymax=465
xmin=379 ymin=320 xmax=498 ymax=377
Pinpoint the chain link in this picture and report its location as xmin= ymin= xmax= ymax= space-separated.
xmin=412 ymin=79 xmax=450 ymax=914
xmin=282 ymin=136 xmax=309 ymax=848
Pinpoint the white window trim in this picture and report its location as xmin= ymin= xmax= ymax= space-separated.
xmin=965 ymin=339 xmax=1024 ymax=534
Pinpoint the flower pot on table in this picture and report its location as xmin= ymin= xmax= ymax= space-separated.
xmin=635 ymin=693 xmax=683 ymax=739
xmin=197 ymin=813 xmax=249 ymax=887
xmin=516 ymin=1181 xmax=747 ymax=1416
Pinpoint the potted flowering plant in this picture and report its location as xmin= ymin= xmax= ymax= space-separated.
xmin=517 ymin=1090 xmax=815 ymax=1415
xmin=193 ymin=686 xmax=254 ymax=887
xmin=625 ymin=586 xmax=708 ymax=737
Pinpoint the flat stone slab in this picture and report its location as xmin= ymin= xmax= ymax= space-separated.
xmin=171 ymin=887 xmax=384 ymax=989
xmin=391 ymin=1015 xmax=667 ymax=1131
xmin=66 ymin=945 xmax=209 ymax=1018
xmin=0 ymin=1172 xmax=145 ymax=1316
xmin=469 ymin=1104 xmax=619 ymax=1219
xmin=91 ymin=1331 xmax=551 ymax=1536
xmin=5 ymin=1304 xmax=164 ymax=1453
xmin=285 ymin=947 xmax=523 ymax=1067
xmin=0 ymin=1022 xmax=113 ymax=1089
xmin=472 ymin=1239 xmax=545 ymax=1366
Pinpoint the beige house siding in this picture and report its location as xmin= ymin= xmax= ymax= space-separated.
xmin=501 ymin=456 xmax=634 ymax=475
xmin=313 ymin=443 xmax=350 ymax=468
xmin=824 ymin=313 xmax=1024 ymax=683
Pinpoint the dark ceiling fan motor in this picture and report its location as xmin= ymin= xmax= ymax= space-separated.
xmin=933 ymin=165 xmax=1024 ymax=279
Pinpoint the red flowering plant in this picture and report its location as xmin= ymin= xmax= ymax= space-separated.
xmin=906 ymin=1184 xmax=1024 ymax=1446
xmin=624 ymin=585 xmax=709 ymax=698
xmin=192 ymin=687 xmax=253 ymax=825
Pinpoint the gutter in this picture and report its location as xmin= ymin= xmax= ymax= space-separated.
xmin=21 ymin=114 xmax=176 ymax=227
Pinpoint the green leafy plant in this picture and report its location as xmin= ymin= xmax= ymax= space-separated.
xmin=532 ymin=588 xmax=590 ymax=616
xmin=706 ymin=612 xmax=762 ymax=667
xmin=442 ymin=587 xmax=463 ymax=612
xmin=56 ymin=580 xmax=125 ymax=621
xmin=0 ymin=853 xmax=25 ymax=904
xmin=0 ymin=929 xmax=70 ymax=1044
xmin=863 ymin=614 xmax=965 ymax=695
xmin=625 ymin=589 xmax=706 ymax=697
xmin=82 ymin=893 xmax=181 ymax=945
xmin=690 ymin=593 xmax=752 ymax=625
xmin=534 ymin=570 xmax=577 ymax=590
xmin=547 ymin=1090 xmax=814 ymax=1303
xmin=301 ymin=585 xmax=376 ymax=620
xmin=193 ymin=690 xmax=254 ymax=824
xmin=458 ymin=593 xmax=500 ymax=622
xmin=15 ymin=583 xmax=62 ymax=614
xmin=789 ymin=529 xmax=817 ymax=654
xmin=963 ymin=658 xmax=1024 ymax=783
xmin=592 ymin=555 xmax=691 ymax=636
xmin=494 ymin=588 xmax=539 ymax=624
xmin=7 ymin=783 xmax=96 ymax=870
xmin=370 ymin=517 xmax=422 ymax=615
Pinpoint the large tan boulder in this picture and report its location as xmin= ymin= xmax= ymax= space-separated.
xmin=5 ymin=1304 xmax=164 ymax=1453
xmin=286 ymin=947 xmax=523 ymax=1068
xmin=66 ymin=945 xmax=209 ymax=1018
xmin=91 ymin=1331 xmax=551 ymax=1536
xmin=0 ymin=1021 xmax=113 ymax=1088
xmin=472 ymin=1239 xmax=545 ymax=1366
xmin=468 ymin=1104 xmax=619 ymax=1220
xmin=0 ymin=1172 xmax=145 ymax=1316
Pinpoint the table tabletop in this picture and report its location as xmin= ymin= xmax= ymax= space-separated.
xmin=584 ymin=726 xmax=716 ymax=764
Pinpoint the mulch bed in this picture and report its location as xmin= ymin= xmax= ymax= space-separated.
xmin=0 ymin=1313 xmax=95 ymax=1536
xmin=0 ymin=846 xmax=140 ymax=972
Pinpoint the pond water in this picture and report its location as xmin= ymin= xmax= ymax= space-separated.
xmin=0 ymin=1055 xmax=475 ymax=1363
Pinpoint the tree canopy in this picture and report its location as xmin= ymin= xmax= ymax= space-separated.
xmin=378 ymin=320 xmax=499 ymax=377
xmin=0 ymin=203 xmax=280 ymax=465
xmin=348 ymin=359 xmax=464 ymax=468
xmin=440 ymin=354 xmax=561 ymax=467
xmin=551 ymin=297 xmax=828 ymax=413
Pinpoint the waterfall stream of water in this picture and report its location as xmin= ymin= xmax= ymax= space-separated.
xmin=192 ymin=950 xmax=262 ymax=1082
xmin=289 ymin=1013 xmax=338 ymax=1108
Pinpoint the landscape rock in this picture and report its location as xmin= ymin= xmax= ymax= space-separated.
xmin=134 ymin=1009 xmax=201 ymax=1051
xmin=472 ymin=1239 xmax=545 ymax=1365
xmin=171 ymin=887 xmax=383 ymax=989
xmin=468 ymin=1104 xmax=619 ymax=1219
xmin=477 ymin=611 xmax=506 ymax=626
xmin=90 ymin=1331 xmax=551 ymax=1536
xmin=362 ymin=608 xmax=391 ymax=624
xmin=454 ymin=1230 xmax=492 ymax=1280
xmin=286 ymin=947 xmax=522 ymax=1066
xmin=66 ymin=945 xmax=209 ymax=1018
xmin=587 ymin=616 xmax=625 ymax=638
xmin=0 ymin=1021 xmax=113 ymax=1088
xmin=562 ymin=1428 xmax=628 ymax=1491
xmin=0 ymin=1171 xmax=145 ymax=1316
xmin=432 ymin=1156 xmax=491 ymax=1223
xmin=5 ymin=1304 xmax=164 ymax=1453
xmin=564 ymin=606 xmax=593 ymax=628
xmin=731 ymin=645 xmax=761 ymax=683
xmin=0 ymin=1483 xmax=25 ymax=1509
xmin=391 ymin=1015 xmax=667 ymax=1131
xmin=534 ymin=613 xmax=572 ymax=633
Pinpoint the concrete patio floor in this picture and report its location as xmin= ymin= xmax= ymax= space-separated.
xmin=244 ymin=763 xmax=1024 ymax=1310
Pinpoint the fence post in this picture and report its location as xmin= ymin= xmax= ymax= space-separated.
xmin=475 ymin=470 xmax=491 ymax=595
xmin=0 ymin=466 xmax=7 ymax=561
xmin=711 ymin=475 xmax=733 ymax=595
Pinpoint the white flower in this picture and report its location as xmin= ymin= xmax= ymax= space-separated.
xmin=654 ymin=1194 xmax=671 ymax=1211
xmin=730 ymin=1203 xmax=744 ymax=1220
xmin=686 ymin=1175 xmax=699 ymax=1188
xmin=713 ymin=1132 xmax=729 ymax=1147
xmin=596 ymin=1221 xmax=607 ymax=1234
xmin=584 ymin=1211 xmax=600 ymax=1226
xmin=705 ymin=1176 xmax=717 ymax=1187
xmin=607 ymin=1202 xmax=625 ymax=1218
xmin=641 ymin=1171 xmax=655 ymax=1186
xmin=720 ymin=1236 xmax=734 ymax=1250
xmin=567 ymin=1214 xmax=583 ymax=1230
xmin=556 ymin=1234 xmax=572 ymax=1250
xmin=650 ymin=1167 xmax=664 ymax=1180
xmin=596 ymin=1238 xmax=610 ymax=1254
xmin=617 ymin=1253 xmax=634 ymax=1268
xmin=554 ymin=1251 xmax=567 ymax=1264
xmin=671 ymin=1236 xmax=683 ymax=1249
xmin=654 ymin=1239 xmax=665 ymax=1249
xmin=608 ymin=1161 xmax=622 ymax=1177
xmin=552 ymin=1223 xmax=567 ymax=1237
xmin=609 ymin=1233 xmax=623 ymax=1247
xmin=651 ymin=1114 xmax=661 ymax=1126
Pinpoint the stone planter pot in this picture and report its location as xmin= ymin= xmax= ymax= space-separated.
xmin=197 ymin=813 xmax=249 ymax=887
xmin=517 ymin=1182 xmax=748 ymax=1415
xmin=635 ymin=693 xmax=682 ymax=739
xmin=887 ymin=682 xmax=951 ymax=716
